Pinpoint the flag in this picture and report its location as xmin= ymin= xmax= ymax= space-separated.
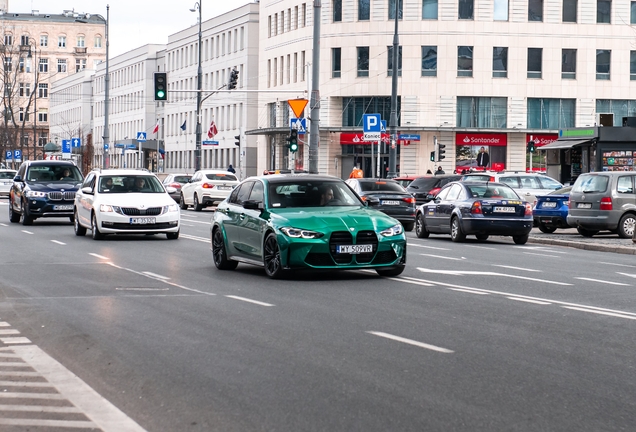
xmin=207 ymin=120 xmax=218 ymax=139
xmin=180 ymin=120 xmax=187 ymax=131
xmin=152 ymin=121 xmax=159 ymax=134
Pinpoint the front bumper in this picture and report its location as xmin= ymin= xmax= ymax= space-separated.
xmin=98 ymin=212 xmax=180 ymax=234
xmin=26 ymin=198 xmax=75 ymax=218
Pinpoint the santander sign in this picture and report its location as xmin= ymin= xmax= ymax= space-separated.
xmin=455 ymin=133 xmax=507 ymax=146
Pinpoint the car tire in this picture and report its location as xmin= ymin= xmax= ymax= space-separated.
xmin=415 ymin=213 xmax=430 ymax=238
xmin=376 ymin=265 xmax=405 ymax=277
xmin=166 ymin=231 xmax=179 ymax=240
xmin=513 ymin=234 xmax=529 ymax=245
xmin=193 ymin=194 xmax=203 ymax=212
xmin=179 ymin=193 xmax=188 ymax=210
xmin=91 ymin=213 xmax=105 ymax=240
xmin=263 ymin=232 xmax=285 ymax=279
xmin=212 ymin=228 xmax=238 ymax=270
xmin=538 ymin=223 xmax=557 ymax=234
xmin=475 ymin=234 xmax=489 ymax=241
xmin=402 ymin=221 xmax=415 ymax=232
xmin=450 ymin=217 xmax=465 ymax=242
xmin=577 ymin=227 xmax=598 ymax=237
xmin=74 ymin=210 xmax=86 ymax=236
xmin=8 ymin=201 xmax=19 ymax=223
xmin=617 ymin=213 xmax=636 ymax=239
xmin=20 ymin=200 xmax=33 ymax=226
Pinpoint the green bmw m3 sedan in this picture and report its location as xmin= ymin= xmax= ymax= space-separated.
xmin=211 ymin=175 xmax=407 ymax=279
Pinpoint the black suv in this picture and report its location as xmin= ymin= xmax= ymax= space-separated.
xmin=406 ymin=175 xmax=462 ymax=206
xmin=9 ymin=160 xmax=84 ymax=225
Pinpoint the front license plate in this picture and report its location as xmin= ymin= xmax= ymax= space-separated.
xmin=541 ymin=202 xmax=557 ymax=208
xmin=577 ymin=203 xmax=592 ymax=209
xmin=381 ymin=200 xmax=400 ymax=206
xmin=130 ymin=217 xmax=156 ymax=225
xmin=53 ymin=205 xmax=73 ymax=211
xmin=493 ymin=206 xmax=515 ymax=213
xmin=336 ymin=244 xmax=373 ymax=254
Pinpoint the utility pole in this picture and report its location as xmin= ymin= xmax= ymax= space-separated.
xmin=308 ymin=0 xmax=321 ymax=174
xmin=103 ymin=5 xmax=110 ymax=169
xmin=194 ymin=2 xmax=203 ymax=172
xmin=387 ymin=0 xmax=399 ymax=178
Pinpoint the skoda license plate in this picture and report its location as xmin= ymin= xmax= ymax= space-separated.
xmin=130 ymin=217 xmax=156 ymax=225
xmin=493 ymin=206 xmax=515 ymax=213
xmin=337 ymin=244 xmax=373 ymax=254
xmin=542 ymin=202 xmax=557 ymax=208
xmin=53 ymin=205 xmax=73 ymax=211
xmin=577 ymin=203 xmax=592 ymax=209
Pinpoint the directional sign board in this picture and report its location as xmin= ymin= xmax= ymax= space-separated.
xmin=71 ymin=137 xmax=81 ymax=148
xmin=13 ymin=150 xmax=22 ymax=162
xmin=5 ymin=150 xmax=12 ymax=160
xmin=289 ymin=118 xmax=307 ymax=134
xmin=62 ymin=140 xmax=71 ymax=153
xmin=399 ymin=134 xmax=420 ymax=141
xmin=202 ymin=140 xmax=219 ymax=145
xmin=126 ymin=144 xmax=137 ymax=150
xmin=136 ymin=132 xmax=147 ymax=142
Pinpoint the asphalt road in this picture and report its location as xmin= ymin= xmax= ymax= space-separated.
xmin=0 ymin=200 xmax=635 ymax=431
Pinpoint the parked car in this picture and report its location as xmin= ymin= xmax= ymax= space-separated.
xmin=345 ymin=178 xmax=416 ymax=231
xmin=0 ymin=169 xmax=17 ymax=197
xmin=415 ymin=181 xmax=533 ymax=244
xmin=463 ymin=171 xmax=563 ymax=206
xmin=9 ymin=160 xmax=83 ymax=225
xmin=162 ymin=173 xmax=193 ymax=202
xmin=211 ymin=174 xmax=407 ymax=278
xmin=533 ymin=186 xmax=572 ymax=233
xmin=180 ymin=170 xmax=239 ymax=211
xmin=394 ymin=175 xmax=422 ymax=188
xmin=74 ymin=169 xmax=180 ymax=240
xmin=567 ymin=172 xmax=636 ymax=238
xmin=405 ymin=175 xmax=462 ymax=206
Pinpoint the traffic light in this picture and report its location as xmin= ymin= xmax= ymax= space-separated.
xmin=234 ymin=135 xmax=240 ymax=146
xmin=287 ymin=129 xmax=298 ymax=152
xmin=430 ymin=151 xmax=435 ymax=162
xmin=228 ymin=68 xmax=239 ymax=90
xmin=527 ymin=140 xmax=536 ymax=153
xmin=438 ymin=143 xmax=446 ymax=161
xmin=153 ymin=72 xmax=167 ymax=101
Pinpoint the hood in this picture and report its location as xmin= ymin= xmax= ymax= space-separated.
xmin=99 ymin=193 xmax=175 ymax=208
xmin=26 ymin=181 xmax=81 ymax=192
xmin=269 ymin=206 xmax=400 ymax=232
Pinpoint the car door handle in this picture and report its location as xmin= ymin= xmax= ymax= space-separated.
xmin=239 ymin=214 xmax=246 ymax=220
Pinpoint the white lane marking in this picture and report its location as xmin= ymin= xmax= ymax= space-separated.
xmin=179 ymin=218 xmax=211 ymax=225
xmin=0 ymin=321 xmax=12 ymax=326
xmin=0 ymin=381 xmax=53 ymax=387
xmin=367 ymin=331 xmax=454 ymax=354
xmin=450 ymin=288 xmax=489 ymax=295
xmin=51 ymin=240 xmax=66 ymax=245
xmin=507 ymin=297 xmax=552 ymax=305
xmin=419 ymin=253 xmax=465 ymax=261
xmin=142 ymin=271 xmax=170 ymax=280
xmin=0 ymin=337 xmax=31 ymax=344
xmin=523 ymin=252 xmax=559 ymax=258
xmin=0 ymin=329 xmax=20 ymax=335
xmin=601 ymin=262 xmax=636 ymax=268
xmin=0 ymin=223 xmax=7 ymax=227
xmin=0 ymin=419 xmax=97 ymax=428
xmin=464 ymin=244 xmax=496 ymax=250
xmin=492 ymin=265 xmax=542 ymax=272
xmin=394 ymin=276 xmax=435 ymax=287
xmin=0 ymin=392 xmax=66 ymax=400
xmin=89 ymin=253 xmax=109 ymax=260
xmin=225 ymin=295 xmax=274 ymax=307
xmin=180 ymin=233 xmax=209 ymax=243
xmin=617 ymin=272 xmax=636 ymax=279
xmin=181 ymin=223 xmax=195 ymax=227
xmin=562 ymin=306 xmax=636 ymax=320
xmin=521 ymin=246 xmax=567 ymax=253
xmin=407 ymin=243 xmax=451 ymax=251
xmin=115 ymin=288 xmax=170 ymax=291
xmin=416 ymin=268 xmax=572 ymax=286
xmin=0 ymin=361 xmax=29 ymax=366
xmin=0 ymin=404 xmax=81 ymax=412
xmin=21 ymin=230 xmax=33 ymax=235
xmin=105 ymin=262 xmax=214 ymax=296
xmin=11 ymin=344 xmax=147 ymax=431
xmin=575 ymin=277 xmax=630 ymax=286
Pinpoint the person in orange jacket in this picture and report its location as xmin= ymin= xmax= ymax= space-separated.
xmin=349 ymin=165 xmax=363 ymax=179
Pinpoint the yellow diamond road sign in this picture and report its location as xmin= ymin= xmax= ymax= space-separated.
xmin=288 ymin=99 xmax=308 ymax=118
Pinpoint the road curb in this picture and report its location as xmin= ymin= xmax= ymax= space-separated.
xmin=528 ymin=237 xmax=636 ymax=255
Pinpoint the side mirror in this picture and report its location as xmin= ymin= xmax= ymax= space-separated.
xmin=13 ymin=175 xmax=22 ymax=182
xmin=243 ymin=200 xmax=263 ymax=210
xmin=81 ymin=186 xmax=93 ymax=195
xmin=165 ymin=186 xmax=177 ymax=194
xmin=367 ymin=197 xmax=381 ymax=206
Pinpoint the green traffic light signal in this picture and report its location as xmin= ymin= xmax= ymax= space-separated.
xmin=154 ymin=72 xmax=167 ymax=101
xmin=288 ymin=129 xmax=299 ymax=153
xmin=430 ymin=151 xmax=435 ymax=161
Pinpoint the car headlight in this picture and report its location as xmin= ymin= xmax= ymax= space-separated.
xmin=100 ymin=204 xmax=115 ymax=213
xmin=162 ymin=204 xmax=179 ymax=214
xmin=280 ymin=227 xmax=324 ymax=239
xmin=380 ymin=224 xmax=404 ymax=237
xmin=25 ymin=191 xmax=46 ymax=198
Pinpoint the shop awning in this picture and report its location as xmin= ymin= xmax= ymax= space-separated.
xmin=539 ymin=139 xmax=592 ymax=150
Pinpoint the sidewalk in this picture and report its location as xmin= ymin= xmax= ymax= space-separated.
xmin=528 ymin=228 xmax=636 ymax=255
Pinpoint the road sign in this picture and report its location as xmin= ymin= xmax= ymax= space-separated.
xmin=399 ymin=134 xmax=420 ymax=141
xmin=363 ymin=132 xmax=381 ymax=141
xmin=126 ymin=144 xmax=137 ymax=150
xmin=62 ymin=140 xmax=71 ymax=154
xmin=381 ymin=120 xmax=387 ymax=132
xmin=288 ymin=99 xmax=308 ymax=118
xmin=14 ymin=150 xmax=22 ymax=162
xmin=289 ymin=118 xmax=307 ymax=134
xmin=103 ymin=144 xmax=109 ymax=150
xmin=5 ymin=150 xmax=12 ymax=160
xmin=71 ymin=137 xmax=81 ymax=148
xmin=136 ymin=132 xmax=147 ymax=142
xmin=363 ymin=114 xmax=381 ymax=133
xmin=202 ymin=140 xmax=219 ymax=145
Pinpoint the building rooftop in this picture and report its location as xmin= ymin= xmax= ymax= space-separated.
xmin=0 ymin=10 xmax=105 ymax=24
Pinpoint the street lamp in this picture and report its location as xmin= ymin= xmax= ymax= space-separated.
xmin=27 ymin=42 xmax=38 ymax=160
xmin=190 ymin=2 xmax=203 ymax=172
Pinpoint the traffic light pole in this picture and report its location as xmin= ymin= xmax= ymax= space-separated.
xmin=194 ymin=1 xmax=203 ymax=172
xmin=387 ymin=0 xmax=400 ymax=178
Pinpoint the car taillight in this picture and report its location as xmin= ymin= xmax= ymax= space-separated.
xmin=202 ymin=183 xmax=215 ymax=189
xmin=565 ymin=199 xmax=570 ymax=208
xmin=600 ymin=196 xmax=612 ymax=211
xmin=471 ymin=201 xmax=482 ymax=214
xmin=169 ymin=182 xmax=181 ymax=189
xmin=489 ymin=176 xmax=496 ymax=182
xmin=402 ymin=197 xmax=415 ymax=204
xmin=525 ymin=203 xmax=533 ymax=216
xmin=428 ymin=187 xmax=441 ymax=196
xmin=360 ymin=196 xmax=367 ymax=201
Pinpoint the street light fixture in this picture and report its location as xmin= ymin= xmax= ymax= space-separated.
xmin=191 ymin=2 xmax=203 ymax=172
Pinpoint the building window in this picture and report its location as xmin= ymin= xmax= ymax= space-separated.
xmin=38 ymin=132 xmax=47 ymax=146
xmin=631 ymin=51 xmax=636 ymax=80
xmin=19 ymin=83 xmax=30 ymax=97
xmin=302 ymin=3 xmax=307 ymax=27
xmin=596 ymin=49 xmax=610 ymax=80
xmin=342 ymin=96 xmax=401 ymax=127
xmin=57 ymin=59 xmax=67 ymax=73
xmin=422 ymin=0 xmax=438 ymax=19
xmin=493 ymin=47 xmax=508 ymax=78
xmin=632 ymin=2 xmax=636 ymax=24
xmin=333 ymin=0 xmax=342 ymax=21
xmin=20 ymin=35 xmax=29 ymax=46
xmin=4 ymin=57 xmax=11 ymax=72
xmin=457 ymin=97 xmax=507 ymax=128
xmin=301 ymin=51 xmax=306 ymax=81
xmin=38 ymin=109 xmax=48 ymax=122
xmin=527 ymin=48 xmax=542 ymax=78
xmin=4 ymin=34 xmax=12 ymax=45
xmin=40 ymin=35 xmax=48 ymax=47
xmin=268 ymin=102 xmax=277 ymax=127
xmin=359 ymin=0 xmax=370 ymax=20
xmin=39 ymin=58 xmax=48 ymax=73
xmin=76 ymin=58 xmax=87 ymax=72
xmin=528 ymin=98 xmax=575 ymax=129
xmin=357 ymin=46 xmax=369 ymax=77
xmin=597 ymin=100 xmax=636 ymax=125
xmin=529 ymin=0 xmax=543 ymax=21
xmin=562 ymin=49 xmax=576 ymax=79
xmin=387 ymin=46 xmax=402 ymax=77
xmin=459 ymin=0 xmax=474 ymax=19
xmin=597 ymin=0 xmax=610 ymax=23
xmin=457 ymin=46 xmax=473 ymax=77
xmin=38 ymin=84 xmax=48 ymax=98
xmin=21 ymin=134 xmax=29 ymax=146
xmin=494 ymin=0 xmax=508 ymax=20
xmin=19 ymin=108 xmax=29 ymax=122
xmin=332 ymin=48 xmax=341 ymax=78
xmin=58 ymin=36 xmax=66 ymax=48
xmin=95 ymin=36 xmax=102 ymax=48
xmin=421 ymin=46 xmax=437 ymax=76
xmin=389 ymin=0 xmax=403 ymax=19
xmin=563 ymin=0 xmax=577 ymax=22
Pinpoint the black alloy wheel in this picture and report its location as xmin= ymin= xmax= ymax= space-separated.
xmin=8 ymin=201 xmax=19 ymax=223
xmin=20 ymin=200 xmax=33 ymax=226
xmin=475 ymin=234 xmax=489 ymax=241
xmin=450 ymin=217 xmax=465 ymax=242
xmin=263 ymin=233 xmax=284 ymax=279
xmin=212 ymin=228 xmax=238 ymax=270
xmin=538 ymin=223 xmax=557 ymax=234
xmin=513 ymin=234 xmax=529 ymax=245
xmin=415 ymin=213 xmax=430 ymax=238
xmin=576 ymin=227 xmax=598 ymax=237
xmin=402 ymin=221 xmax=415 ymax=232
xmin=180 ymin=193 xmax=188 ymax=210
xmin=194 ymin=194 xmax=203 ymax=212
xmin=74 ymin=209 xmax=86 ymax=236
xmin=91 ymin=213 xmax=104 ymax=240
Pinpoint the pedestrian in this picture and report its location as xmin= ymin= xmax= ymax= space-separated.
xmin=227 ymin=164 xmax=236 ymax=174
xmin=349 ymin=165 xmax=363 ymax=179
xmin=434 ymin=166 xmax=445 ymax=175
xmin=426 ymin=169 xmax=433 ymax=174
xmin=477 ymin=146 xmax=490 ymax=168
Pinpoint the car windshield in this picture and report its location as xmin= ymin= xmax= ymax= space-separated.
xmin=268 ymin=180 xmax=362 ymax=208
xmin=358 ymin=180 xmax=406 ymax=192
xmin=538 ymin=176 xmax=563 ymax=189
xmin=173 ymin=176 xmax=191 ymax=183
xmin=408 ymin=177 xmax=439 ymax=190
xmin=0 ymin=171 xmax=16 ymax=179
xmin=98 ymin=175 xmax=165 ymax=193
xmin=26 ymin=165 xmax=82 ymax=182
xmin=205 ymin=173 xmax=237 ymax=181
xmin=549 ymin=186 xmax=572 ymax=195
xmin=465 ymin=185 xmax=520 ymax=199
xmin=572 ymin=175 xmax=609 ymax=193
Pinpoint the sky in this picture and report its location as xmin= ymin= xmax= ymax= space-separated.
xmin=21 ymin=1 xmax=241 ymax=57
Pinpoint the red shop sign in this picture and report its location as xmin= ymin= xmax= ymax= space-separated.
xmin=526 ymin=133 xmax=558 ymax=147
xmin=455 ymin=133 xmax=508 ymax=147
xmin=340 ymin=132 xmax=390 ymax=145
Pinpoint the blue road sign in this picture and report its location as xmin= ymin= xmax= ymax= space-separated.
xmin=136 ymin=132 xmax=147 ymax=142
xmin=6 ymin=150 xmax=12 ymax=160
xmin=289 ymin=118 xmax=307 ymax=134
xmin=362 ymin=114 xmax=382 ymax=133
xmin=399 ymin=134 xmax=420 ymax=141
xmin=62 ymin=140 xmax=72 ymax=153
xmin=103 ymin=144 xmax=109 ymax=150
xmin=381 ymin=120 xmax=387 ymax=132
xmin=126 ymin=144 xmax=137 ymax=150
xmin=71 ymin=137 xmax=81 ymax=148
xmin=202 ymin=140 xmax=219 ymax=145
xmin=14 ymin=150 xmax=22 ymax=161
